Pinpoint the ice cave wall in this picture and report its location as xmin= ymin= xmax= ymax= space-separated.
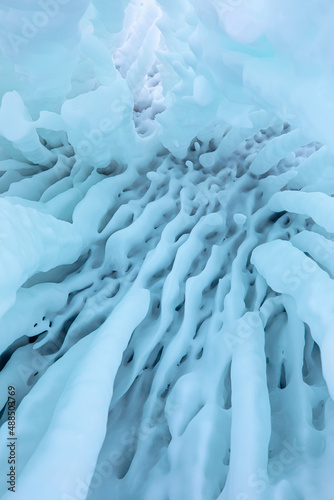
xmin=0 ymin=1 xmax=333 ymax=499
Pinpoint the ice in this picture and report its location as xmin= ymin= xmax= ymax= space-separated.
xmin=0 ymin=92 xmax=53 ymax=166
xmin=0 ymin=288 xmax=148 ymax=500
xmin=252 ymin=240 xmax=334 ymax=398
xmin=269 ymin=191 xmax=334 ymax=233
xmin=0 ymin=198 xmax=82 ymax=318
xmin=0 ymin=1 xmax=333 ymax=500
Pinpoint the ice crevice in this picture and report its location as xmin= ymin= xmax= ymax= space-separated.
xmin=0 ymin=1 xmax=334 ymax=500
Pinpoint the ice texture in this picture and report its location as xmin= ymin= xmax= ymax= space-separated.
xmin=0 ymin=1 xmax=333 ymax=500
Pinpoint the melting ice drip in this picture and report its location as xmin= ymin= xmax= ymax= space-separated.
xmin=0 ymin=1 xmax=334 ymax=500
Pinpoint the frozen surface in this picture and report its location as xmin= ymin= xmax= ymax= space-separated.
xmin=0 ymin=1 xmax=333 ymax=499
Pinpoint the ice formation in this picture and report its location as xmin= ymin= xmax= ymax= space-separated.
xmin=0 ymin=1 xmax=334 ymax=499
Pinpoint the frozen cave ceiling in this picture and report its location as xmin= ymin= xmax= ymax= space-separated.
xmin=0 ymin=1 xmax=334 ymax=499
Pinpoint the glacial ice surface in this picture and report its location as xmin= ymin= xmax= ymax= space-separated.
xmin=0 ymin=1 xmax=334 ymax=499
